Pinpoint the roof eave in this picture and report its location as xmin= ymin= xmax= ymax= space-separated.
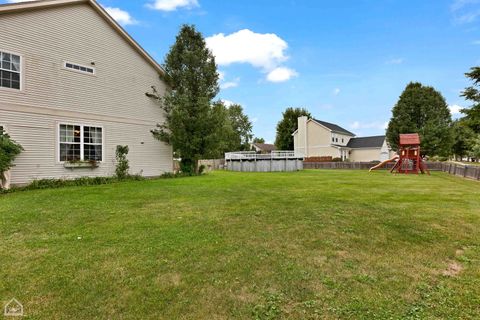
xmin=0 ymin=0 xmax=88 ymax=14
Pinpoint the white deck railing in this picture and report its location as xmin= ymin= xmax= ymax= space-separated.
xmin=225 ymin=151 xmax=304 ymax=160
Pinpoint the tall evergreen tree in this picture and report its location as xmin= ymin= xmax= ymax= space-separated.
xmin=461 ymin=67 xmax=480 ymax=133
xmin=149 ymin=25 xmax=221 ymax=173
xmin=386 ymin=82 xmax=453 ymax=156
xmin=275 ymin=107 xmax=311 ymax=150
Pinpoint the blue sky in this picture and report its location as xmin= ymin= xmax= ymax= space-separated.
xmin=5 ymin=0 xmax=480 ymax=142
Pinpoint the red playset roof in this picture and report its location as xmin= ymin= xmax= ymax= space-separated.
xmin=399 ymin=133 xmax=421 ymax=146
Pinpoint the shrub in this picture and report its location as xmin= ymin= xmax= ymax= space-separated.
xmin=115 ymin=145 xmax=130 ymax=179
xmin=0 ymin=131 xmax=23 ymax=189
xmin=332 ymin=157 xmax=343 ymax=162
xmin=0 ymin=175 xmax=146 ymax=194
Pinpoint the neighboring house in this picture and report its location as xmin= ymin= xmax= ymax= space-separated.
xmin=251 ymin=143 xmax=277 ymax=154
xmin=293 ymin=116 xmax=394 ymax=162
xmin=0 ymin=0 xmax=173 ymax=186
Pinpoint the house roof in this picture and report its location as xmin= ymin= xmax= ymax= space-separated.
xmin=0 ymin=0 xmax=166 ymax=76
xmin=399 ymin=133 xmax=420 ymax=146
xmin=347 ymin=135 xmax=386 ymax=149
xmin=253 ymin=143 xmax=277 ymax=152
xmin=313 ymin=119 xmax=355 ymax=136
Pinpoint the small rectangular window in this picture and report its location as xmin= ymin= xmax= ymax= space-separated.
xmin=64 ymin=61 xmax=95 ymax=75
xmin=59 ymin=124 xmax=103 ymax=162
xmin=0 ymin=51 xmax=21 ymax=90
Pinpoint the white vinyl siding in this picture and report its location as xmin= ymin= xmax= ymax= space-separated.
xmin=0 ymin=3 xmax=173 ymax=185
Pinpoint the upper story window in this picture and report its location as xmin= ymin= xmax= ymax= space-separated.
xmin=0 ymin=51 xmax=21 ymax=90
xmin=64 ymin=62 xmax=95 ymax=75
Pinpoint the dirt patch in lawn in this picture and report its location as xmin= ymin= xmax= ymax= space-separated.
xmin=442 ymin=261 xmax=462 ymax=277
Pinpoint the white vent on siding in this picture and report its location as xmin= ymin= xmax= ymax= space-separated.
xmin=64 ymin=62 xmax=95 ymax=75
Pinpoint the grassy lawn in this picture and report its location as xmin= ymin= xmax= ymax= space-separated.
xmin=1 ymin=170 xmax=480 ymax=319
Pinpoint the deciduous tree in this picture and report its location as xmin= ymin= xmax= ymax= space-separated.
xmin=386 ymin=82 xmax=453 ymax=156
xmin=275 ymin=107 xmax=311 ymax=150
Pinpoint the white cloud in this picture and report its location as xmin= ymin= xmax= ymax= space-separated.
xmin=221 ymin=99 xmax=235 ymax=107
xmin=221 ymin=79 xmax=239 ymax=89
xmin=104 ymin=6 xmax=137 ymax=26
xmin=386 ymin=58 xmax=404 ymax=65
xmin=147 ymin=0 xmax=198 ymax=11
xmin=206 ymin=29 xmax=297 ymax=82
xmin=206 ymin=29 xmax=288 ymax=69
xmin=333 ymin=88 xmax=341 ymax=96
xmin=266 ymin=67 xmax=298 ymax=82
xmin=449 ymin=104 xmax=463 ymax=115
xmin=451 ymin=0 xmax=480 ymax=24
xmin=218 ymin=71 xmax=239 ymax=89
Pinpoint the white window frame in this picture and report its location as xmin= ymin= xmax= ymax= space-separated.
xmin=0 ymin=49 xmax=23 ymax=91
xmin=57 ymin=123 xmax=104 ymax=163
xmin=62 ymin=61 xmax=96 ymax=76
xmin=0 ymin=124 xmax=7 ymax=135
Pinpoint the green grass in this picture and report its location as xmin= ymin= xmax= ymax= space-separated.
xmin=1 ymin=170 xmax=480 ymax=319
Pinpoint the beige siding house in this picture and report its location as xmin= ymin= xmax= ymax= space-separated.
xmin=293 ymin=116 xmax=393 ymax=162
xmin=0 ymin=0 xmax=172 ymax=186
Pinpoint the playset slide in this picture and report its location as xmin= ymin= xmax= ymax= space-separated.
xmin=369 ymin=156 xmax=399 ymax=172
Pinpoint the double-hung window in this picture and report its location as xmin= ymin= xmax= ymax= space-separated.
xmin=59 ymin=124 xmax=103 ymax=162
xmin=0 ymin=51 xmax=21 ymax=90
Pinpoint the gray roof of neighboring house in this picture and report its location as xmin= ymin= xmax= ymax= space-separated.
xmin=313 ymin=119 xmax=355 ymax=136
xmin=347 ymin=135 xmax=386 ymax=149
xmin=253 ymin=143 xmax=277 ymax=152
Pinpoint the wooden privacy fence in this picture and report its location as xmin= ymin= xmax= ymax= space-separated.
xmin=440 ymin=162 xmax=480 ymax=181
xmin=303 ymin=161 xmax=445 ymax=171
xmin=304 ymin=161 xmax=480 ymax=180
xmin=198 ymin=159 xmax=225 ymax=171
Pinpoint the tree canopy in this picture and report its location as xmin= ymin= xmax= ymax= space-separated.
xmin=386 ymin=82 xmax=453 ymax=156
xmin=225 ymin=103 xmax=253 ymax=151
xmin=461 ymin=67 xmax=480 ymax=133
xmin=275 ymin=107 xmax=311 ymax=150
xmin=253 ymin=137 xmax=265 ymax=144
xmin=452 ymin=120 xmax=476 ymax=160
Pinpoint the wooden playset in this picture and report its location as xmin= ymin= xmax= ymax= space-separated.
xmin=369 ymin=133 xmax=430 ymax=175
